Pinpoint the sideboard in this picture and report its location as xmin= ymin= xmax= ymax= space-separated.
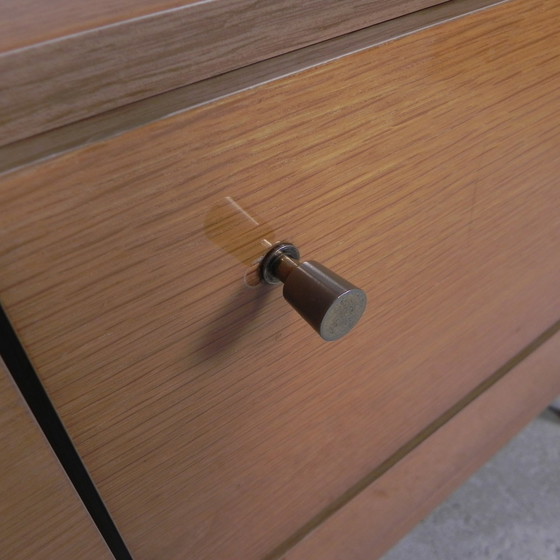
xmin=1 ymin=0 xmax=559 ymax=558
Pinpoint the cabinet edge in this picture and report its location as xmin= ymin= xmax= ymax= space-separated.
xmin=272 ymin=319 xmax=560 ymax=560
xmin=0 ymin=0 xmax=506 ymax=173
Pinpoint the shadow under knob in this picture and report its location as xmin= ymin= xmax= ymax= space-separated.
xmin=260 ymin=243 xmax=367 ymax=341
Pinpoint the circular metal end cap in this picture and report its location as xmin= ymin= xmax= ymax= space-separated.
xmin=319 ymin=288 xmax=367 ymax=341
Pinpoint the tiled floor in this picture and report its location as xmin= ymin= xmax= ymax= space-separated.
xmin=381 ymin=407 xmax=560 ymax=560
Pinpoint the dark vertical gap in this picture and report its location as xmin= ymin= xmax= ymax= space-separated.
xmin=0 ymin=306 xmax=133 ymax=560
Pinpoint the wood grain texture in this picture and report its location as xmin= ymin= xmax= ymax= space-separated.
xmin=0 ymin=0 xmax=503 ymax=174
xmin=0 ymin=0 xmax=197 ymax=51
xmin=0 ymin=359 xmax=113 ymax=560
xmin=0 ymin=0 xmax=448 ymax=146
xmin=282 ymin=326 xmax=560 ymax=560
xmin=1 ymin=0 xmax=560 ymax=558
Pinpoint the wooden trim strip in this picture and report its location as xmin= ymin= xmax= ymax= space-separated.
xmin=267 ymin=319 xmax=560 ymax=560
xmin=0 ymin=1 xmax=199 ymax=53
xmin=0 ymin=0 xmax=505 ymax=174
xmin=0 ymin=0 xmax=451 ymax=146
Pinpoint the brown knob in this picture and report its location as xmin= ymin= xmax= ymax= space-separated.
xmin=260 ymin=243 xmax=367 ymax=341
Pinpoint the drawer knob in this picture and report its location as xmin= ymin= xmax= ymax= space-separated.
xmin=260 ymin=243 xmax=367 ymax=341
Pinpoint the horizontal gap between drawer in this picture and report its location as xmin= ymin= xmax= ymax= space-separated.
xmin=1 ymin=0 xmax=450 ymax=145
xmin=0 ymin=0 xmax=506 ymax=177
xmin=264 ymin=315 xmax=560 ymax=560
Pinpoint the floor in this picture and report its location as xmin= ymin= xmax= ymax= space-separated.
xmin=381 ymin=405 xmax=560 ymax=560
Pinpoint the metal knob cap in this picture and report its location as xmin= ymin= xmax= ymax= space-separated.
xmin=260 ymin=243 xmax=367 ymax=341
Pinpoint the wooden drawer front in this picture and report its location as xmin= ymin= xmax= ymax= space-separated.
xmin=284 ymin=326 xmax=560 ymax=560
xmin=1 ymin=0 xmax=560 ymax=558
xmin=0 ymin=359 xmax=112 ymax=560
